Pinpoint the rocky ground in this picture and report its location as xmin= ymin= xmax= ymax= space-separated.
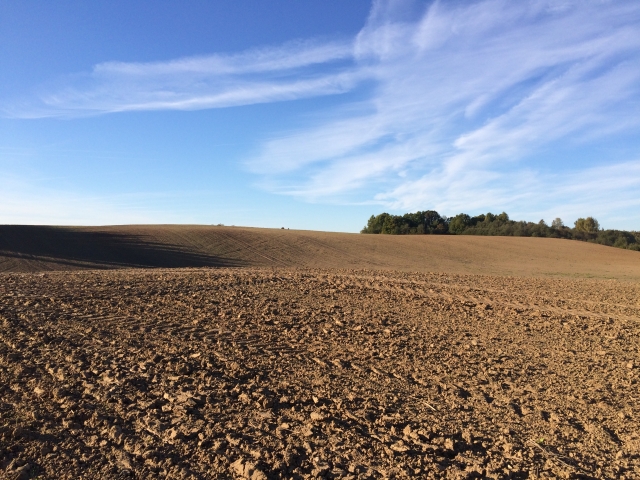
xmin=1 ymin=268 xmax=639 ymax=479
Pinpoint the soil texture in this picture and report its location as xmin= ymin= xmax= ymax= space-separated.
xmin=1 ymin=268 xmax=639 ymax=479
xmin=2 ymin=225 xmax=640 ymax=280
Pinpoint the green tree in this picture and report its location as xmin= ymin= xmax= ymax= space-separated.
xmin=574 ymin=217 xmax=600 ymax=233
xmin=381 ymin=215 xmax=401 ymax=234
xmin=449 ymin=213 xmax=471 ymax=234
xmin=360 ymin=211 xmax=637 ymax=253
xmin=420 ymin=210 xmax=448 ymax=234
xmin=361 ymin=213 xmax=392 ymax=234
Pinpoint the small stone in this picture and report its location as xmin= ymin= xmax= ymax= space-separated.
xmin=115 ymin=450 xmax=133 ymax=470
xmin=331 ymin=359 xmax=344 ymax=368
xmin=231 ymin=458 xmax=245 ymax=475
xmin=230 ymin=458 xmax=267 ymax=480
xmin=310 ymin=411 xmax=325 ymax=422
xmin=166 ymin=427 xmax=181 ymax=441
xmin=250 ymin=469 xmax=267 ymax=480
xmin=390 ymin=441 xmax=409 ymax=452
xmin=626 ymin=361 xmax=634 ymax=369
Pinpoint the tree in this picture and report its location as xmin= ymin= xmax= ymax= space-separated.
xmin=448 ymin=213 xmax=471 ymax=234
xmin=420 ymin=210 xmax=448 ymax=234
xmin=472 ymin=214 xmax=486 ymax=224
xmin=381 ymin=215 xmax=401 ymax=234
xmin=574 ymin=217 xmax=600 ymax=233
xmin=359 ymin=210 xmax=638 ymax=253
xmin=496 ymin=212 xmax=509 ymax=223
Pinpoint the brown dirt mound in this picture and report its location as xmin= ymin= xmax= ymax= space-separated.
xmin=1 ymin=225 xmax=640 ymax=280
xmin=1 ymin=268 xmax=639 ymax=478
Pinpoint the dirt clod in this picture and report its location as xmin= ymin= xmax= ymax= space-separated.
xmin=1 ymin=267 xmax=639 ymax=478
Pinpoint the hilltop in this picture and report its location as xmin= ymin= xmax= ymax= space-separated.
xmin=1 ymin=225 xmax=640 ymax=280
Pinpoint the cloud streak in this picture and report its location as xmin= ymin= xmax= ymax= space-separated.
xmin=248 ymin=0 xmax=640 ymax=225
xmin=6 ymin=0 xmax=640 ymax=228
xmin=5 ymin=39 xmax=360 ymax=117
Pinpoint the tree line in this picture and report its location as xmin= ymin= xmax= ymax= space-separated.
xmin=361 ymin=210 xmax=640 ymax=251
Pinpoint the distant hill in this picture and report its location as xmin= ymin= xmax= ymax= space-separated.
xmin=2 ymin=224 xmax=640 ymax=280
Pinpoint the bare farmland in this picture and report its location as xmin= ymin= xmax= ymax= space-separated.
xmin=1 ymin=266 xmax=639 ymax=479
xmin=2 ymin=225 xmax=640 ymax=280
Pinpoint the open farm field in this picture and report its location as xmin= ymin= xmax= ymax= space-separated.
xmin=1 ymin=268 xmax=639 ymax=479
xmin=1 ymin=225 xmax=640 ymax=280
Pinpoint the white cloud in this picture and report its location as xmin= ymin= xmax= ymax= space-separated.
xmin=95 ymin=40 xmax=353 ymax=77
xmin=4 ymin=39 xmax=359 ymax=118
xmin=248 ymin=0 xmax=640 ymax=226
xmin=5 ymin=0 xmax=640 ymax=228
xmin=376 ymin=159 xmax=640 ymax=222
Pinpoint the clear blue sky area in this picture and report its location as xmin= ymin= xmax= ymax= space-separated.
xmin=2 ymin=0 xmax=640 ymax=231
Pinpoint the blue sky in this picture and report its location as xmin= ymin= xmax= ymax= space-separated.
xmin=2 ymin=0 xmax=640 ymax=231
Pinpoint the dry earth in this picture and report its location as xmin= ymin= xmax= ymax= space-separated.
xmin=2 ymin=225 xmax=640 ymax=280
xmin=1 ymin=268 xmax=639 ymax=479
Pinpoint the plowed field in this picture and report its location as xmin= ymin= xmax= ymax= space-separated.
xmin=1 ymin=268 xmax=639 ymax=479
xmin=2 ymin=225 xmax=640 ymax=280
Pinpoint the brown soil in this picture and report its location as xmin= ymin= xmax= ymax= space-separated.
xmin=2 ymin=225 xmax=640 ymax=280
xmin=1 ymin=268 xmax=639 ymax=479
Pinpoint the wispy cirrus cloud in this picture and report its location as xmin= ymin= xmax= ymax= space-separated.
xmin=5 ymin=39 xmax=361 ymax=118
xmin=248 ymin=0 xmax=640 ymax=225
xmin=375 ymin=159 xmax=640 ymax=223
xmin=6 ymin=0 xmax=640 ymax=228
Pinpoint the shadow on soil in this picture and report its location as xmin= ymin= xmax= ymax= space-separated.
xmin=0 ymin=225 xmax=245 ymax=271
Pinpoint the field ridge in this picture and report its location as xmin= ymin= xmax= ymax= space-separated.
xmin=2 ymin=225 xmax=640 ymax=280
